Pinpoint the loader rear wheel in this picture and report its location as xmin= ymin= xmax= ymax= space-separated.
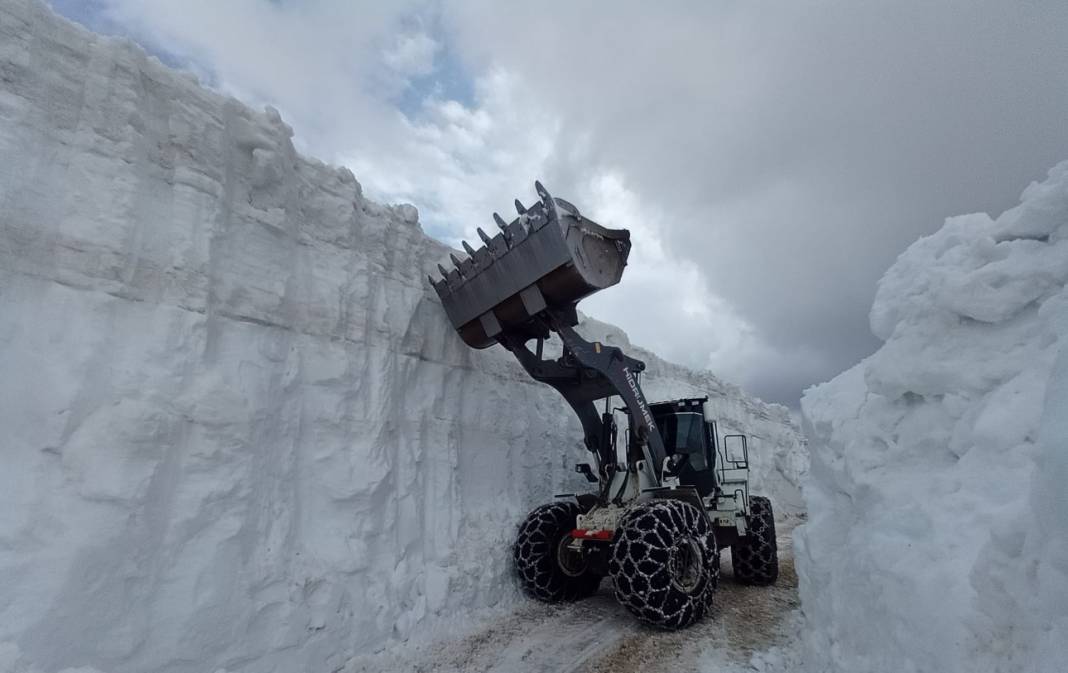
xmin=732 ymin=495 xmax=779 ymax=585
xmin=514 ymin=502 xmax=601 ymax=602
xmin=609 ymin=499 xmax=718 ymax=629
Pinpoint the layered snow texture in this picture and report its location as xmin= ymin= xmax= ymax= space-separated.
xmin=0 ymin=2 xmax=805 ymax=672
xmin=798 ymin=162 xmax=1068 ymax=672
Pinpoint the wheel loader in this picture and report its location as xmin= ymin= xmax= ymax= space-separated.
xmin=429 ymin=183 xmax=778 ymax=629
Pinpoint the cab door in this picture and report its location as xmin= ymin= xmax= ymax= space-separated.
xmin=654 ymin=412 xmax=718 ymax=496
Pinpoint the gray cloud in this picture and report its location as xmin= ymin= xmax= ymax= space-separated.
xmin=443 ymin=0 xmax=1068 ymax=404
xmin=65 ymin=0 xmax=1068 ymax=406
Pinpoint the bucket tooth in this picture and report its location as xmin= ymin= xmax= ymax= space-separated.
xmin=430 ymin=184 xmax=632 ymax=351
xmin=534 ymin=180 xmax=550 ymax=202
xmin=534 ymin=183 xmax=556 ymax=225
xmin=496 ymin=213 xmax=517 ymax=247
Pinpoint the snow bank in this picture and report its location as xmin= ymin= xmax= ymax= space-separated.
xmin=0 ymin=2 xmax=804 ymax=672
xmin=797 ymin=162 xmax=1068 ymax=672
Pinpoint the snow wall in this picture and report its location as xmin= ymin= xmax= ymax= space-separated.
xmin=0 ymin=2 xmax=806 ymax=672
xmin=798 ymin=162 xmax=1068 ymax=672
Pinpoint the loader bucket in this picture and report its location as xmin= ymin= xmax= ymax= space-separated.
xmin=430 ymin=182 xmax=632 ymax=349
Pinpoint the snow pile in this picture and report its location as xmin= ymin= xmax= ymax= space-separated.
xmin=0 ymin=2 xmax=804 ymax=672
xmin=797 ymin=162 xmax=1068 ymax=672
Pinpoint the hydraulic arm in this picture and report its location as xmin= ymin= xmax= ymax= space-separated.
xmin=429 ymin=182 xmax=668 ymax=495
xmin=498 ymin=307 xmax=667 ymax=485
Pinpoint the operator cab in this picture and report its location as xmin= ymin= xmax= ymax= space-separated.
xmin=650 ymin=397 xmax=719 ymax=497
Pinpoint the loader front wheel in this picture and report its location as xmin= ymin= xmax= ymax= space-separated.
xmin=609 ymin=499 xmax=718 ymax=629
xmin=732 ymin=495 xmax=779 ymax=585
xmin=514 ymin=502 xmax=601 ymax=602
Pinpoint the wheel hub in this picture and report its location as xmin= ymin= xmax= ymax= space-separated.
xmin=556 ymin=536 xmax=589 ymax=578
xmin=669 ymin=537 xmax=704 ymax=593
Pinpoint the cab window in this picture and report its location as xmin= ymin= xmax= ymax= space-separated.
xmin=654 ymin=412 xmax=708 ymax=470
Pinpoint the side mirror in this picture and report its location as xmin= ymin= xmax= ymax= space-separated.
xmin=575 ymin=463 xmax=598 ymax=483
xmin=723 ymin=435 xmax=749 ymax=467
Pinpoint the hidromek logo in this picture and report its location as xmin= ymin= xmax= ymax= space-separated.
xmin=623 ymin=367 xmax=654 ymax=428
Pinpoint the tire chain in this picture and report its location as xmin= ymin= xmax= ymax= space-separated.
xmin=732 ymin=495 xmax=779 ymax=585
xmin=514 ymin=501 xmax=600 ymax=602
xmin=608 ymin=499 xmax=719 ymax=629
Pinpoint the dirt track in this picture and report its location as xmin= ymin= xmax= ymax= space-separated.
xmin=347 ymin=518 xmax=801 ymax=673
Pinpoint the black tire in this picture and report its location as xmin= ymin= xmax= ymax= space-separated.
xmin=732 ymin=495 xmax=779 ymax=586
xmin=514 ymin=502 xmax=601 ymax=602
xmin=608 ymin=499 xmax=719 ymax=629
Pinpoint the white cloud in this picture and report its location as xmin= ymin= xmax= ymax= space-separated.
xmin=74 ymin=0 xmax=1068 ymax=406
xmin=347 ymin=69 xmax=561 ymax=243
xmin=98 ymin=0 xmax=429 ymax=154
xmin=438 ymin=0 xmax=1068 ymax=405
xmin=382 ymin=32 xmax=439 ymax=79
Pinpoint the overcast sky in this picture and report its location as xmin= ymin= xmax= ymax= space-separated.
xmin=52 ymin=0 xmax=1068 ymax=407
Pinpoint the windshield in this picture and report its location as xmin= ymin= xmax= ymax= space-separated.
xmin=654 ymin=412 xmax=707 ymax=470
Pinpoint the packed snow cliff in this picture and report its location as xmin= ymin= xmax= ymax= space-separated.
xmin=0 ymin=2 xmax=805 ymax=672
xmin=798 ymin=162 xmax=1068 ymax=673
